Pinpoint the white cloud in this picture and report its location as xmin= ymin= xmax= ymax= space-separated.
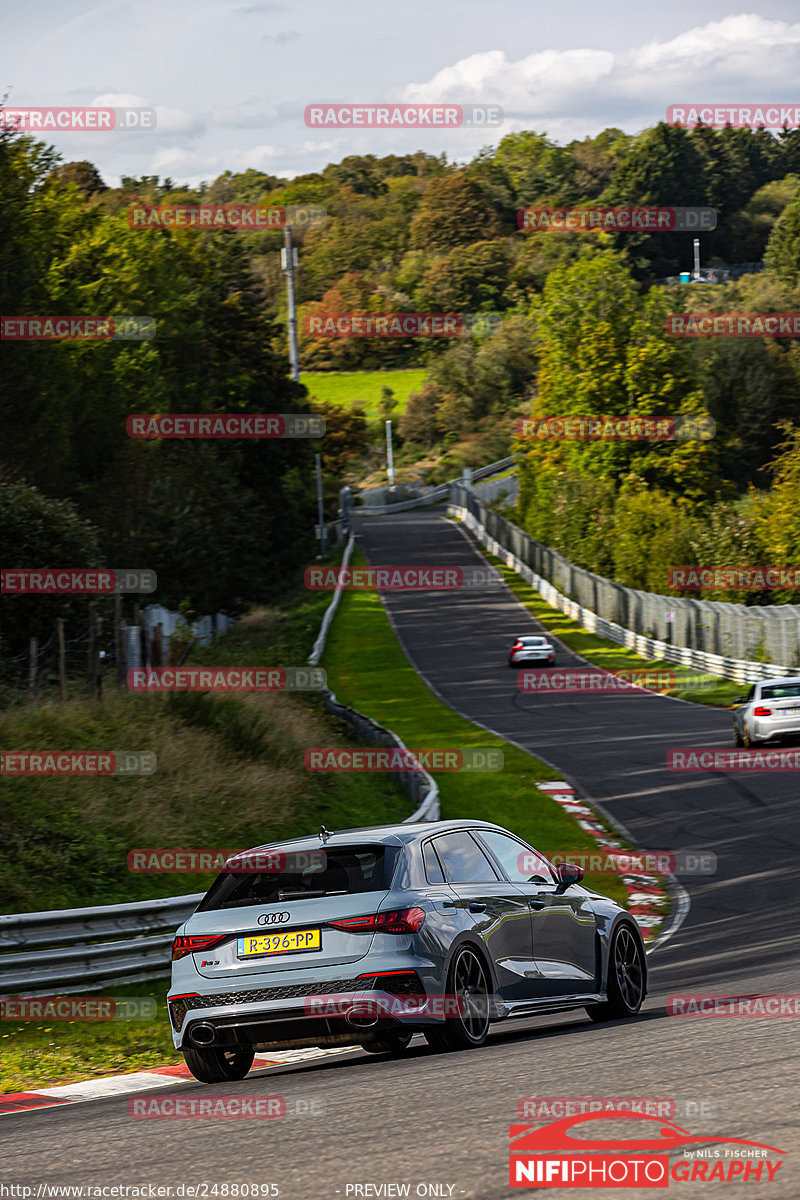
xmin=401 ymin=13 xmax=800 ymax=132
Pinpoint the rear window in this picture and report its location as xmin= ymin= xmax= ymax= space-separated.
xmin=761 ymin=684 xmax=800 ymax=700
xmin=520 ymin=637 xmax=545 ymax=645
xmin=196 ymin=844 xmax=399 ymax=911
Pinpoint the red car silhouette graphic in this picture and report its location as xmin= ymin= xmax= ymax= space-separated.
xmin=510 ymin=1111 xmax=784 ymax=1155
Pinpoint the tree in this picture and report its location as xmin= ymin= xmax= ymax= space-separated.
xmin=0 ymin=475 xmax=103 ymax=654
xmin=414 ymin=240 xmax=511 ymax=312
xmin=764 ymin=190 xmax=800 ymax=287
xmin=50 ymin=160 xmax=107 ymax=196
xmin=378 ymin=386 xmax=397 ymax=421
xmin=409 ymin=175 xmax=502 ymax=254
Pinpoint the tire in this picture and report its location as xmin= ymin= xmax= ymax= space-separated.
xmin=742 ymin=723 xmax=758 ymax=748
xmin=361 ymin=1029 xmax=413 ymax=1056
xmin=182 ymin=1043 xmax=255 ymax=1083
xmin=424 ymin=946 xmax=491 ymax=1052
xmin=586 ymin=924 xmax=646 ymax=1023
xmin=733 ymin=722 xmax=744 ymax=747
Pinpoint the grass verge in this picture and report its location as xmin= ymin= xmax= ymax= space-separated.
xmin=0 ymin=572 xmax=410 ymax=914
xmin=322 ymin=550 xmax=633 ymax=911
xmin=0 ymin=980 xmax=174 ymax=1094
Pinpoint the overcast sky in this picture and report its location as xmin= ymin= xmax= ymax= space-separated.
xmin=3 ymin=1 xmax=800 ymax=187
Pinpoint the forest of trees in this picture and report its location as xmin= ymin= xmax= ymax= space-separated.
xmin=4 ymin=114 xmax=800 ymax=642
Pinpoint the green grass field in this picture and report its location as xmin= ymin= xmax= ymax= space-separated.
xmin=300 ymin=369 xmax=428 ymax=418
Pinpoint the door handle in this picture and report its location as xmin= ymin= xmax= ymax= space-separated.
xmin=528 ymin=898 xmax=546 ymax=910
xmin=468 ymin=902 xmax=487 ymax=913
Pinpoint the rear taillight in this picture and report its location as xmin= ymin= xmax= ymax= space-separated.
xmin=171 ymin=934 xmax=228 ymax=961
xmin=357 ymin=969 xmax=423 ymax=995
xmin=327 ymin=908 xmax=426 ymax=934
xmin=753 ymin=706 xmax=772 ymax=717
xmin=167 ymin=993 xmax=200 ymax=1031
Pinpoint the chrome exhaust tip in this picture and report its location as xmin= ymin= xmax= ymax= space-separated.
xmin=344 ymin=1006 xmax=379 ymax=1029
xmin=191 ymin=1022 xmax=217 ymax=1045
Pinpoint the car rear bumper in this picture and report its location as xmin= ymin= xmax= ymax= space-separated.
xmin=750 ymin=720 xmax=800 ymax=742
xmin=170 ymin=985 xmax=456 ymax=1051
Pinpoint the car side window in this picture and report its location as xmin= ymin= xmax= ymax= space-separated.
xmin=432 ymin=832 xmax=500 ymax=884
xmin=422 ymin=840 xmax=445 ymax=884
xmin=746 ymin=686 xmax=755 ymax=702
xmin=478 ymin=830 xmax=555 ymax=885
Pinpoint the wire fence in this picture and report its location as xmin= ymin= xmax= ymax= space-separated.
xmin=0 ymin=600 xmax=172 ymax=709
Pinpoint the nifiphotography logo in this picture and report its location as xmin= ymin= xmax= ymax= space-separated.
xmin=508 ymin=1111 xmax=785 ymax=1187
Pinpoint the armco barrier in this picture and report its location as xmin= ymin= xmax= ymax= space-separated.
xmin=0 ymin=536 xmax=438 ymax=996
xmin=310 ymin=533 xmax=439 ymax=825
xmin=357 ymin=456 xmax=516 ymax=515
xmin=450 ymin=489 xmax=793 ymax=684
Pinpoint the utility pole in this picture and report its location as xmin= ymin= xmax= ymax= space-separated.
xmin=315 ymin=452 xmax=327 ymax=556
xmin=385 ymin=419 xmax=395 ymax=487
xmin=281 ymin=226 xmax=300 ymax=382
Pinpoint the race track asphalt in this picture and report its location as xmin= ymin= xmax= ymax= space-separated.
xmin=2 ymin=506 xmax=797 ymax=1199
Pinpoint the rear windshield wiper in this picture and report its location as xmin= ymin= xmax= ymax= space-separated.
xmin=277 ymin=888 xmax=348 ymax=900
xmin=216 ymin=888 xmax=349 ymax=908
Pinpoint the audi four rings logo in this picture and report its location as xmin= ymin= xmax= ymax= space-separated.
xmin=258 ymin=911 xmax=291 ymax=925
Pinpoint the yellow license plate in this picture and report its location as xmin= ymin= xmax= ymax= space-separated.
xmin=237 ymin=929 xmax=321 ymax=957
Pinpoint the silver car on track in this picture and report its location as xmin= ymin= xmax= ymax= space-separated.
xmin=508 ymin=635 xmax=556 ymax=667
xmin=732 ymin=676 xmax=800 ymax=746
xmin=168 ymin=819 xmax=646 ymax=1083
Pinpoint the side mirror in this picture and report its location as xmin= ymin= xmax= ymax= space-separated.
xmin=732 ymin=697 xmax=745 ymax=705
xmin=554 ymin=862 xmax=585 ymax=893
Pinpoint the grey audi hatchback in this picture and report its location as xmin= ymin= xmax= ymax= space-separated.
xmin=168 ymin=819 xmax=647 ymax=1083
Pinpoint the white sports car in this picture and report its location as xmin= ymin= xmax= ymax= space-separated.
xmin=508 ymin=635 xmax=556 ymax=668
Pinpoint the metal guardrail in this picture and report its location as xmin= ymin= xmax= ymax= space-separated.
xmin=452 ymin=501 xmax=793 ymax=685
xmin=357 ymin=456 xmax=516 ymax=515
xmin=1 ymin=535 xmax=438 ymax=996
xmin=0 ymin=895 xmax=202 ymax=995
